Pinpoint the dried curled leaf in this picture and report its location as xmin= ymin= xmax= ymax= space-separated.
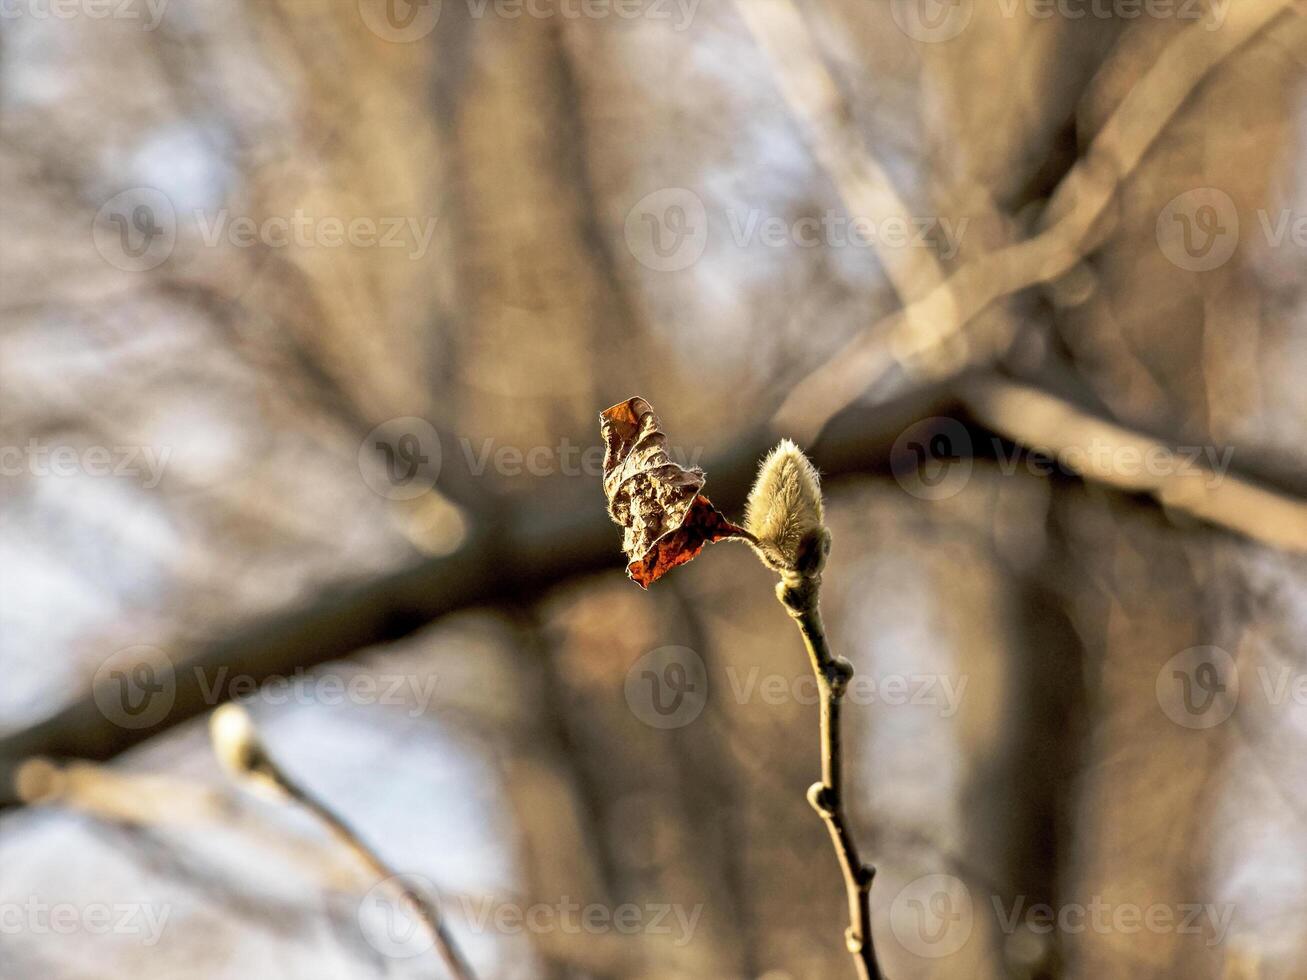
xmin=600 ymin=396 xmax=749 ymax=588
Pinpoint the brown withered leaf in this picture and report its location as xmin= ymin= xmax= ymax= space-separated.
xmin=600 ymin=396 xmax=749 ymax=588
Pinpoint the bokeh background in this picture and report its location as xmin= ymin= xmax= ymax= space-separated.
xmin=2 ymin=0 xmax=1307 ymax=977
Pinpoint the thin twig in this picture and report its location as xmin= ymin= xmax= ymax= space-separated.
xmin=775 ymin=536 xmax=884 ymax=980
xmin=279 ymin=771 xmax=477 ymax=980
xmin=209 ymin=705 xmax=476 ymax=980
xmin=741 ymin=0 xmax=1299 ymax=440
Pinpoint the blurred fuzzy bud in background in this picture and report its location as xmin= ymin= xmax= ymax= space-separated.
xmin=209 ymin=703 xmax=291 ymax=803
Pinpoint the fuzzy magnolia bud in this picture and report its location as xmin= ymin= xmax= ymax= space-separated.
xmin=745 ymin=439 xmax=827 ymax=574
xmin=209 ymin=703 xmax=289 ymax=802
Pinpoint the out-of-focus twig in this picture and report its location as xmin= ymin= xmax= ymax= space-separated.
xmin=958 ymin=377 xmax=1307 ymax=553
xmin=210 ymin=704 xmax=476 ymax=980
xmin=751 ymin=0 xmax=1300 ymax=440
xmin=4 ymin=375 xmax=1307 ymax=813
xmin=13 ymin=757 xmax=227 ymax=825
xmin=734 ymin=0 xmax=1307 ymax=551
xmin=732 ymin=0 xmax=944 ymax=309
xmin=0 ymin=384 xmax=953 ymax=811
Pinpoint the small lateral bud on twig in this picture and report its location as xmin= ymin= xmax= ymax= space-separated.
xmin=745 ymin=439 xmax=827 ymax=574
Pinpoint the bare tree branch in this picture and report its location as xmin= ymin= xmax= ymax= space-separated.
xmin=4 ymin=375 xmax=1307 ymax=811
xmin=758 ymin=0 xmax=1300 ymax=440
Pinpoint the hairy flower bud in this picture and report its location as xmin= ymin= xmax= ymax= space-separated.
xmin=745 ymin=439 xmax=827 ymax=573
